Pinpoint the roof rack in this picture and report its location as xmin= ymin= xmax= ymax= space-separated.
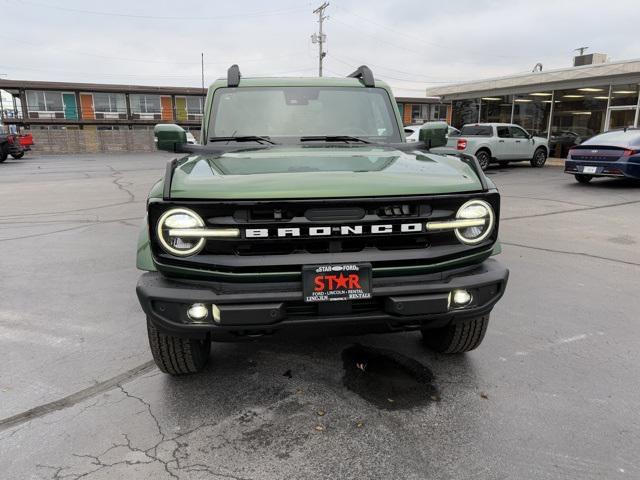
xmin=347 ymin=65 xmax=375 ymax=87
xmin=227 ymin=64 xmax=241 ymax=87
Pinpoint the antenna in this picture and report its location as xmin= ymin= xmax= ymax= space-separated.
xmin=574 ymin=46 xmax=589 ymax=56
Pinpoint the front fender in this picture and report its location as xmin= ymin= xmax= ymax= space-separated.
xmin=136 ymin=215 xmax=157 ymax=271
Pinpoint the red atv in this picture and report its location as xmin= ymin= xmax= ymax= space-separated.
xmin=0 ymin=133 xmax=32 ymax=162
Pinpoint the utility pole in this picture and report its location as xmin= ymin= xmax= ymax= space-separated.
xmin=201 ymin=53 xmax=205 ymax=110
xmin=311 ymin=2 xmax=329 ymax=77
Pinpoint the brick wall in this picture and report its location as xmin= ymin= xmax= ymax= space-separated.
xmin=30 ymin=129 xmax=157 ymax=155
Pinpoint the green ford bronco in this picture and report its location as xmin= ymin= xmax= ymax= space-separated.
xmin=136 ymin=65 xmax=509 ymax=375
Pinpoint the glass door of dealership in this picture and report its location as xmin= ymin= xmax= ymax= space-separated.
xmin=605 ymin=107 xmax=638 ymax=130
xmin=604 ymin=84 xmax=639 ymax=130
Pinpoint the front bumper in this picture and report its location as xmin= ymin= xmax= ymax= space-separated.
xmin=565 ymin=160 xmax=640 ymax=179
xmin=137 ymin=259 xmax=509 ymax=340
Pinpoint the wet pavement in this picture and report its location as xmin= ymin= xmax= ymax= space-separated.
xmin=1 ymin=154 xmax=639 ymax=479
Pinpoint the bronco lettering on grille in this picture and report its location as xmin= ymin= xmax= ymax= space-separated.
xmin=245 ymin=222 xmax=424 ymax=238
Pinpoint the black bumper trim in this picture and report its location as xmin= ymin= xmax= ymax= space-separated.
xmin=137 ymin=259 xmax=509 ymax=338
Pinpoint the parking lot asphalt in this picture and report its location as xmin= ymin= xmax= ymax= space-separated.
xmin=1 ymin=153 xmax=639 ymax=479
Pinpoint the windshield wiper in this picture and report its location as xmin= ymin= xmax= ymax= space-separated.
xmin=299 ymin=135 xmax=371 ymax=144
xmin=208 ymin=136 xmax=277 ymax=145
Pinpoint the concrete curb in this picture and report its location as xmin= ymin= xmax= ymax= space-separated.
xmin=547 ymin=157 xmax=565 ymax=167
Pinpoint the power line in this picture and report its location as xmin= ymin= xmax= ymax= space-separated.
xmin=329 ymin=54 xmax=463 ymax=83
xmin=15 ymin=0 xmax=307 ymax=21
xmin=0 ymin=63 xmax=317 ymax=83
xmin=328 ymin=55 xmax=456 ymax=84
xmin=333 ymin=5 xmax=525 ymax=60
xmin=0 ymin=34 xmax=306 ymax=67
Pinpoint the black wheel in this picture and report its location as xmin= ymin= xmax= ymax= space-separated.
xmin=147 ymin=318 xmax=211 ymax=375
xmin=475 ymin=150 xmax=491 ymax=171
xmin=11 ymin=151 xmax=24 ymax=159
xmin=575 ymin=174 xmax=593 ymax=184
xmin=0 ymin=144 xmax=8 ymax=163
xmin=530 ymin=147 xmax=547 ymax=168
xmin=498 ymin=161 xmax=509 ymax=168
xmin=421 ymin=315 xmax=489 ymax=353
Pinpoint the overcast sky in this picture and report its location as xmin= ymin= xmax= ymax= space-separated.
xmin=2 ymin=0 xmax=639 ymax=98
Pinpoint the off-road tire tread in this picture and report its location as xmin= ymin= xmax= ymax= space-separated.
xmin=147 ymin=318 xmax=210 ymax=375
xmin=422 ymin=315 xmax=489 ymax=353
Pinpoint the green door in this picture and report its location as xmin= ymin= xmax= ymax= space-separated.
xmin=175 ymin=97 xmax=187 ymax=122
xmin=63 ymin=93 xmax=78 ymax=120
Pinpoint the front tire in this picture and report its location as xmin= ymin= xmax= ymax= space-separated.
xmin=575 ymin=174 xmax=593 ymax=184
xmin=421 ymin=315 xmax=489 ymax=353
xmin=147 ymin=318 xmax=211 ymax=375
xmin=0 ymin=144 xmax=8 ymax=163
xmin=530 ymin=147 xmax=547 ymax=168
xmin=475 ymin=150 xmax=491 ymax=171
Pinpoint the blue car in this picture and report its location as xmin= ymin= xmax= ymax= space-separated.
xmin=565 ymin=129 xmax=640 ymax=183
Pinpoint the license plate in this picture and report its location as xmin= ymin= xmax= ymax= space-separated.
xmin=583 ymin=166 xmax=597 ymax=174
xmin=302 ymin=264 xmax=372 ymax=303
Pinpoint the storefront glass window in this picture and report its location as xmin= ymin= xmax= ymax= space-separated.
xmin=451 ymin=99 xmax=479 ymax=129
xmin=609 ymin=84 xmax=639 ymax=107
xmin=512 ymin=91 xmax=552 ymax=137
xmin=550 ymin=85 xmax=608 ymax=155
xmin=480 ymin=95 xmax=512 ymax=123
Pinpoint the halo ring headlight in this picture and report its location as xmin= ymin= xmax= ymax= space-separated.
xmin=157 ymin=208 xmax=206 ymax=256
xmin=454 ymin=199 xmax=495 ymax=245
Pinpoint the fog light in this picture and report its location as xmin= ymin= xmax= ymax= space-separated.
xmin=211 ymin=304 xmax=221 ymax=323
xmin=187 ymin=303 xmax=209 ymax=322
xmin=450 ymin=289 xmax=472 ymax=308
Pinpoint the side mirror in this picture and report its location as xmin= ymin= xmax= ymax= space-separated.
xmin=154 ymin=124 xmax=187 ymax=152
xmin=419 ymin=121 xmax=448 ymax=148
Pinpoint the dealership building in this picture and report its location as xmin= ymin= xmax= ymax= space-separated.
xmin=427 ymin=55 xmax=640 ymax=156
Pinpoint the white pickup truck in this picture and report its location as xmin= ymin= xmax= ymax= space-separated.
xmin=432 ymin=123 xmax=549 ymax=170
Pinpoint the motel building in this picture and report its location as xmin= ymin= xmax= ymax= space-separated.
xmin=426 ymin=54 xmax=640 ymax=157
xmin=0 ymin=79 xmax=442 ymax=135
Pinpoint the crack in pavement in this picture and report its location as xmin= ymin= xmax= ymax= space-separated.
xmin=0 ymin=216 xmax=143 ymax=242
xmin=32 ymin=386 xmax=263 ymax=480
xmin=107 ymin=165 xmax=136 ymax=204
xmin=502 ymin=198 xmax=640 ymax=221
xmin=0 ymin=200 xmax=140 ymax=220
xmin=0 ymin=361 xmax=155 ymax=433
xmin=502 ymin=241 xmax=640 ymax=267
xmin=0 ymin=163 xmax=142 ymax=221
xmin=501 ymin=194 xmax=594 ymax=208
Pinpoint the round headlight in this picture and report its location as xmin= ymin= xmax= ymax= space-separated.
xmin=156 ymin=208 xmax=206 ymax=256
xmin=454 ymin=199 xmax=495 ymax=245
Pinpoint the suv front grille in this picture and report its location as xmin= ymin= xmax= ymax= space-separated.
xmin=148 ymin=193 xmax=500 ymax=276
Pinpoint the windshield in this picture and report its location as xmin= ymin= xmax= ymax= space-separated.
xmin=208 ymin=86 xmax=401 ymax=142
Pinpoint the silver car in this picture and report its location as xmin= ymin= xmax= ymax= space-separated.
xmin=432 ymin=123 xmax=549 ymax=170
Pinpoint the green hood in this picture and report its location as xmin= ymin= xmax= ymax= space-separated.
xmin=166 ymin=145 xmax=483 ymax=200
